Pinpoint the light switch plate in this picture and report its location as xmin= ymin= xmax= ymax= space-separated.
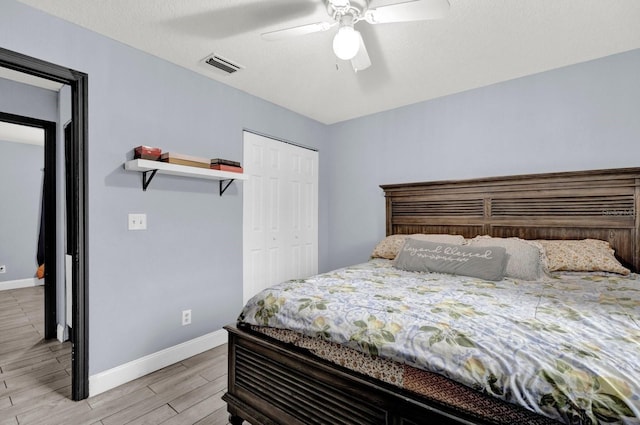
xmin=128 ymin=213 xmax=147 ymax=230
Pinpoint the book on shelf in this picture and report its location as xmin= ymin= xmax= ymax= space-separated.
xmin=210 ymin=164 xmax=244 ymax=173
xmin=210 ymin=158 xmax=241 ymax=167
xmin=160 ymin=152 xmax=210 ymax=169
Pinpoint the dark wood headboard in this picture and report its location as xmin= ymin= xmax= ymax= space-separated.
xmin=381 ymin=167 xmax=640 ymax=272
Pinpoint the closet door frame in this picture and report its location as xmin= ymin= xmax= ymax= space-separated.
xmin=242 ymin=130 xmax=318 ymax=303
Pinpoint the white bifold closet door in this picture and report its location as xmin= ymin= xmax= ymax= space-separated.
xmin=243 ymin=131 xmax=318 ymax=304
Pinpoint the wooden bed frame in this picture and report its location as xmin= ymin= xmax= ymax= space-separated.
xmin=223 ymin=167 xmax=640 ymax=425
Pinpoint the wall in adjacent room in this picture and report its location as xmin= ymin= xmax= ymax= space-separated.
xmin=0 ymin=77 xmax=59 ymax=121
xmin=0 ymin=139 xmax=44 ymax=283
xmin=326 ymin=48 xmax=640 ymax=269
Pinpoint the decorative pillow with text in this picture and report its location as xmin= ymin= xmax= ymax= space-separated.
xmin=371 ymin=234 xmax=464 ymax=260
xmin=394 ymin=239 xmax=509 ymax=281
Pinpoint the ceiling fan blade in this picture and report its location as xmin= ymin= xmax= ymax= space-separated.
xmin=351 ymin=32 xmax=371 ymax=72
xmin=261 ymin=21 xmax=334 ymax=41
xmin=365 ymin=0 xmax=450 ymax=24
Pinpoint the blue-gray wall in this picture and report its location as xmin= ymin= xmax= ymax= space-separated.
xmin=1 ymin=0 xmax=329 ymax=374
xmin=2 ymin=0 xmax=639 ymax=378
xmin=326 ymin=48 xmax=640 ymax=269
xmin=0 ymin=77 xmax=59 ymax=122
xmin=0 ymin=140 xmax=44 ymax=282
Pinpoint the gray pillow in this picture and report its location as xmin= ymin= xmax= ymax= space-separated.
xmin=394 ymin=239 xmax=509 ymax=281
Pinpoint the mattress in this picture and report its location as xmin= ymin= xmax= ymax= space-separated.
xmin=238 ymin=259 xmax=640 ymax=425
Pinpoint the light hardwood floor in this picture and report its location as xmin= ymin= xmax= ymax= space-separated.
xmin=0 ymin=286 xmax=233 ymax=425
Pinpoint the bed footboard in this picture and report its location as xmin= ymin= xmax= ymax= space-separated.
xmin=223 ymin=324 xmax=468 ymax=425
xmin=223 ymin=324 xmax=560 ymax=425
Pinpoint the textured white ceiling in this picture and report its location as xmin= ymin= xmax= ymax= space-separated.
xmin=16 ymin=0 xmax=640 ymax=124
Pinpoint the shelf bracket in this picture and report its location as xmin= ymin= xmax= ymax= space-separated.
xmin=142 ymin=169 xmax=158 ymax=191
xmin=219 ymin=179 xmax=235 ymax=196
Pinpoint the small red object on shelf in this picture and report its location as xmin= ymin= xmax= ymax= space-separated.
xmin=210 ymin=164 xmax=243 ymax=173
xmin=134 ymin=146 xmax=162 ymax=160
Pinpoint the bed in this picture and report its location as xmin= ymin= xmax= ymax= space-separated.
xmin=223 ymin=167 xmax=640 ymax=425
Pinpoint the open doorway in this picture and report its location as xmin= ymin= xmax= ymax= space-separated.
xmin=0 ymin=114 xmax=57 ymax=339
xmin=0 ymin=47 xmax=89 ymax=401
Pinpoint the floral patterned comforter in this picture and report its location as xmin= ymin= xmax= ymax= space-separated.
xmin=238 ymin=259 xmax=640 ymax=425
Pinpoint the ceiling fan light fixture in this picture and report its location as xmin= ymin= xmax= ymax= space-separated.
xmin=333 ymin=25 xmax=360 ymax=60
xmin=263 ymin=0 xmax=449 ymax=71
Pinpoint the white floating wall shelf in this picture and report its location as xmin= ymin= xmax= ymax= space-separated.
xmin=124 ymin=159 xmax=248 ymax=195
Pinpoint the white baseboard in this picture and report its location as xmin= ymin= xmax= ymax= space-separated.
xmin=89 ymin=328 xmax=228 ymax=397
xmin=57 ymin=324 xmax=69 ymax=343
xmin=0 ymin=277 xmax=42 ymax=291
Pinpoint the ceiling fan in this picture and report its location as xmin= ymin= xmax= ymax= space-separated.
xmin=261 ymin=0 xmax=450 ymax=72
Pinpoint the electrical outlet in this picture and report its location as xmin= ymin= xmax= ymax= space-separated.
xmin=0 ymin=265 xmax=5 ymax=274
xmin=181 ymin=309 xmax=192 ymax=326
xmin=128 ymin=213 xmax=147 ymax=230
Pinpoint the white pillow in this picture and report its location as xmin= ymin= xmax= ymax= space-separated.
xmin=469 ymin=236 xmax=546 ymax=281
